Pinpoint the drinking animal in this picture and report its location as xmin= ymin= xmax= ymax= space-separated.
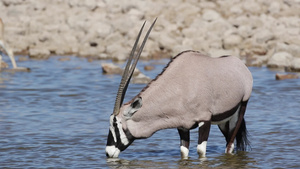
xmin=105 ymin=19 xmax=253 ymax=159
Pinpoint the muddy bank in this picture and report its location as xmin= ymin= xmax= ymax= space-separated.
xmin=0 ymin=0 xmax=300 ymax=71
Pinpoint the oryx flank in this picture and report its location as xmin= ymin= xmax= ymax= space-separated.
xmin=105 ymin=19 xmax=253 ymax=159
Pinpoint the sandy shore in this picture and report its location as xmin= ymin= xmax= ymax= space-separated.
xmin=0 ymin=0 xmax=300 ymax=71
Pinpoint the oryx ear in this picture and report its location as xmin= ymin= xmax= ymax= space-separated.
xmin=124 ymin=97 xmax=142 ymax=118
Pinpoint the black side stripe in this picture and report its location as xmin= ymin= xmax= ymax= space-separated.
xmin=106 ymin=130 xmax=115 ymax=146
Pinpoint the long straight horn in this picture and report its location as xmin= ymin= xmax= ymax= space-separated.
xmin=113 ymin=18 xmax=157 ymax=116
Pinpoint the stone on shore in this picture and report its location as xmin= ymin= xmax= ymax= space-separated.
xmin=288 ymin=58 xmax=300 ymax=72
xmin=101 ymin=62 xmax=150 ymax=84
xmin=275 ymin=73 xmax=299 ymax=80
xmin=101 ymin=63 xmax=123 ymax=75
xmin=144 ymin=65 xmax=154 ymax=71
xmin=132 ymin=73 xmax=151 ymax=84
xmin=28 ymin=47 xmax=50 ymax=60
xmin=267 ymin=52 xmax=293 ymax=68
xmin=223 ymin=34 xmax=242 ymax=50
xmin=0 ymin=0 xmax=300 ymax=71
xmin=202 ymin=9 xmax=221 ymax=21
xmin=0 ymin=60 xmax=8 ymax=69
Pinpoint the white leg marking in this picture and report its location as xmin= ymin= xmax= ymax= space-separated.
xmin=225 ymin=143 xmax=234 ymax=154
xmin=106 ymin=145 xmax=121 ymax=158
xmin=198 ymin=122 xmax=204 ymax=128
xmin=197 ymin=141 xmax=207 ymax=158
xmin=180 ymin=146 xmax=189 ymax=159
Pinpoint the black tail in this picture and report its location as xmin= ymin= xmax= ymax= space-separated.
xmin=236 ymin=118 xmax=251 ymax=151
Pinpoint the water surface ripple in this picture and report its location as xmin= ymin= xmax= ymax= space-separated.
xmin=0 ymin=56 xmax=299 ymax=168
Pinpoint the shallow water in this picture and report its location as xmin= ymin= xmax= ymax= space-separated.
xmin=0 ymin=56 xmax=299 ymax=168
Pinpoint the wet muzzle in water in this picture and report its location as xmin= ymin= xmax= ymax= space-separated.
xmin=105 ymin=145 xmax=120 ymax=158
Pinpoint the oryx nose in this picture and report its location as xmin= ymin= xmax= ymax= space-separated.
xmin=105 ymin=145 xmax=121 ymax=158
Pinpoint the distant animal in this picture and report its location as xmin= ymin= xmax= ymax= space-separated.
xmin=105 ymin=19 xmax=253 ymax=159
xmin=0 ymin=18 xmax=29 ymax=71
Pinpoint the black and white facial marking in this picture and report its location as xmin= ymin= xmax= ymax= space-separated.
xmin=106 ymin=97 xmax=142 ymax=158
xmin=106 ymin=115 xmax=135 ymax=158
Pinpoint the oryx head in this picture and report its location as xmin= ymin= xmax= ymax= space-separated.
xmin=105 ymin=19 xmax=156 ymax=158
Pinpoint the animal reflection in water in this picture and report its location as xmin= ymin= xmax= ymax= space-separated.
xmin=0 ymin=18 xmax=29 ymax=71
xmin=105 ymin=19 xmax=253 ymax=159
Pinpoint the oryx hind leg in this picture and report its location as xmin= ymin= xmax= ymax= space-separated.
xmin=197 ymin=121 xmax=211 ymax=158
xmin=218 ymin=121 xmax=233 ymax=153
xmin=218 ymin=101 xmax=248 ymax=153
xmin=177 ymin=128 xmax=190 ymax=159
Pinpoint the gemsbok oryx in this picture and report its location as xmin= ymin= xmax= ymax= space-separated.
xmin=105 ymin=19 xmax=253 ymax=159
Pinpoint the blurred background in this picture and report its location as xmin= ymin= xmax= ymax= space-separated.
xmin=0 ymin=0 xmax=299 ymax=168
xmin=0 ymin=0 xmax=299 ymax=70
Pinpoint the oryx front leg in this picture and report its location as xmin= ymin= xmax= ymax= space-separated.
xmin=177 ymin=128 xmax=190 ymax=159
xmin=197 ymin=121 xmax=211 ymax=158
